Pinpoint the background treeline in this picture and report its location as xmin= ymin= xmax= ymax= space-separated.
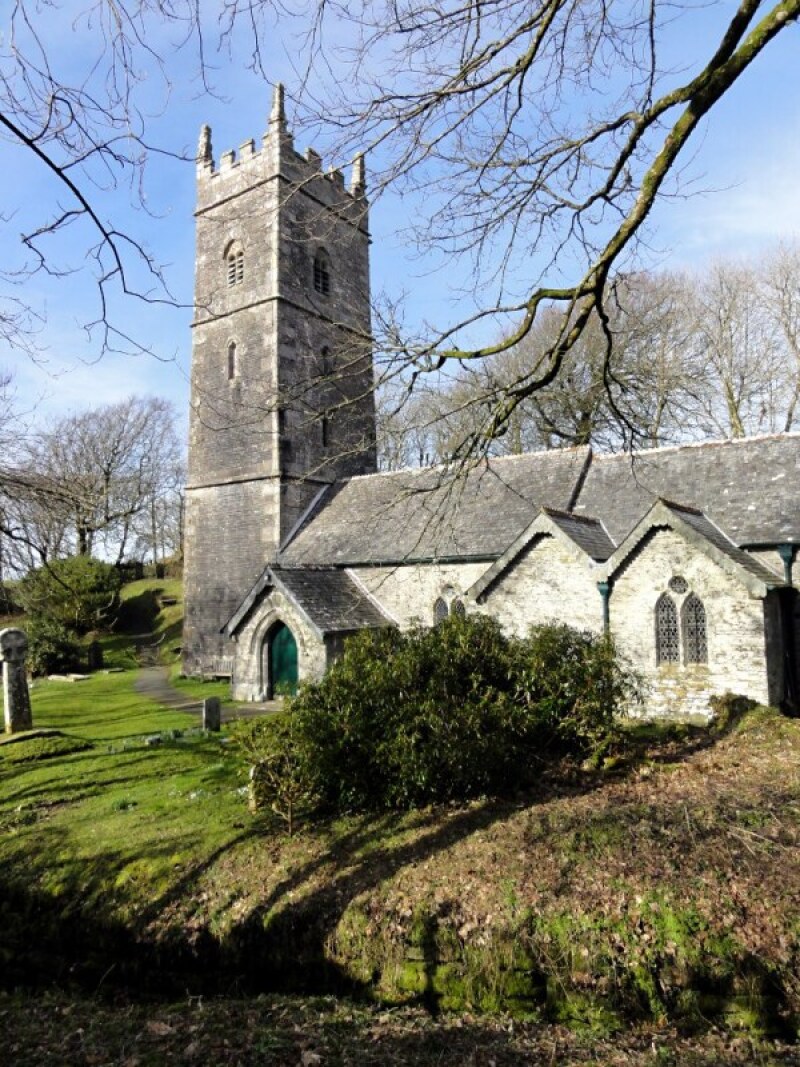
xmin=377 ymin=243 xmax=800 ymax=467
xmin=0 ymin=395 xmax=185 ymax=581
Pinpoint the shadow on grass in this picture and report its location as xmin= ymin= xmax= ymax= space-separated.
xmin=0 ymin=707 xmax=792 ymax=1011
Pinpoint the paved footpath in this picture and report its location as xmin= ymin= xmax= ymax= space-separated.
xmin=133 ymin=666 xmax=281 ymax=722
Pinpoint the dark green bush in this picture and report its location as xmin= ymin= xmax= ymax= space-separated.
xmin=286 ymin=615 xmax=638 ymax=813
xmin=515 ymin=623 xmax=637 ymax=752
xmin=233 ymin=713 xmax=316 ymax=835
xmin=27 ymin=615 xmax=83 ymax=676
xmin=18 ymin=556 xmax=122 ymax=634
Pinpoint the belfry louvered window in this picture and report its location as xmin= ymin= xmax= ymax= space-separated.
xmin=682 ymin=593 xmax=708 ymax=664
xmin=655 ymin=593 xmax=679 ymax=664
xmin=313 ymin=250 xmax=331 ymax=295
xmin=433 ymin=597 xmax=448 ymax=625
xmin=227 ymin=246 xmax=244 ymax=286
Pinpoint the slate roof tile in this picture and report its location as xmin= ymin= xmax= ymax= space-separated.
xmin=574 ymin=433 xmax=800 ymax=546
xmin=273 ymin=567 xmax=390 ymax=633
xmin=541 ymin=508 xmax=616 ymax=561
xmin=279 ymin=447 xmax=592 ymax=565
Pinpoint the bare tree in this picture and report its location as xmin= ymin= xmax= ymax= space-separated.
xmin=6 ymin=396 xmax=185 ymax=567
xmin=285 ymin=0 xmax=800 ymax=450
xmin=687 ymin=260 xmax=784 ymax=438
xmin=762 ymin=241 xmax=800 ymax=431
xmin=0 ymin=2 xmax=798 ymax=453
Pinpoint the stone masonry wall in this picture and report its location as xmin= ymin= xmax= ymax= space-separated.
xmin=609 ymin=527 xmax=772 ymax=718
xmin=349 ymin=562 xmax=489 ymax=627
xmin=232 ymin=588 xmax=326 ymax=701
xmin=183 ymin=480 xmax=280 ymax=674
xmin=475 ymin=535 xmax=604 ymax=637
xmin=185 ymin=100 xmax=377 ymax=675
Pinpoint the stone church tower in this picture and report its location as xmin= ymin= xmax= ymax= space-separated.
xmin=183 ymin=86 xmax=377 ymax=676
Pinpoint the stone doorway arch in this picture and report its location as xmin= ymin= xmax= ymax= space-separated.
xmin=262 ymin=621 xmax=299 ymax=698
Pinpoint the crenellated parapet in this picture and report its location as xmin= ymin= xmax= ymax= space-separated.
xmin=196 ymin=83 xmax=368 ymax=230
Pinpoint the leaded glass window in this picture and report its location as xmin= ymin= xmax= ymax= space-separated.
xmin=452 ymin=598 xmax=466 ymax=618
xmin=433 ymin=597 xmax=448 ymax=625
xmin=655 ymin=593 xmax=679 ymax=664
xmin=682 ymin=593 xmax=708 ymax=664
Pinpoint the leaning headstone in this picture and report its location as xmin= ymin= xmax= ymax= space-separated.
xmin=202 ymin=696 xmax=221 ymax=732
xmin=0 ymin=628 xmax=33 ymax=734
xmin=87 ymin=640 xmax=104 ymax=671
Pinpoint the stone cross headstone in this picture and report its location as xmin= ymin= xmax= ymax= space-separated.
xmin=0 ymin=627 xmax=32 ymax=734
xmin=202 ymin=696 xmax=221 ymax=732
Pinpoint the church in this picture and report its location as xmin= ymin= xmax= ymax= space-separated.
xmin=183 ymin=87 xmax=800 ymax=719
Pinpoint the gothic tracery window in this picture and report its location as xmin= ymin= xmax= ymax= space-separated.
xmin=452 ymin=598 xmax=466 ymax=618
xmin=682 ymin=593 xmax=708 ymax=664
xmin=655 ymin=593 xmax=679 ymax=664
xmin=433 ymin=597 xmax=448 ymax=625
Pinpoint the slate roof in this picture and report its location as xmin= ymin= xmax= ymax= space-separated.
xmin=574 ymin=433 xmax=800 ymax=546
xmin=599 ymin=499 xmax=784 ymax=592
xmin=279 ymin=447 xmax=592 ymax=565
xmin=276 ymin=433 xmax=800 ymax=577
xmin=659 ymin=502 xmax=782 ymax=585
xmin=541 ymin=508 xmax=615 ymax=562
xmin=226 ymin=566 xmax=391 ymax=637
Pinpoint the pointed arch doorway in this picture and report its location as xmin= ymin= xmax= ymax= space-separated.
xmin=263 ymin=621 xmax=298 ymax=697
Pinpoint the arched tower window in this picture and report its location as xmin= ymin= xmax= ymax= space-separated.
xmin=321 ymin=346 xmax=332 ymax=377
xmin=226 ymin=242 xmax=244 ymax=286
xmin=682 ymin=593 xmax=708 ymax=664
xmin=433 ymin=597 xmax=448 ymax=625
xmin=313 ymin=249 xmax=331 ymax=296
xmin=227 ymin=341 xmax=237 ymax=380
xmin=655 ymin=593 xmax=679 ymax=664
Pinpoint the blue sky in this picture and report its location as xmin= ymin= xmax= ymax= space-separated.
xmin=0 ymin=3 xmax=798 ymax=435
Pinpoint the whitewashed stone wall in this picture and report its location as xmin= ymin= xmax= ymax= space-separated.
xmin=609 ymin=528 xmax=773 ymax=718
xmin=231 ymin=589 xmax=327 ymax=701
xmin=474 ymin=534 xmax=604 ymax=637
xmin=747 ymin=548 xmax=786 ymax=580
xmin=349 ymin=562 xmax=488 ymax=627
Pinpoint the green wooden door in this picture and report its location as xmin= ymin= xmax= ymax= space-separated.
xmin=269 ymin=623 xmax=298 ymax=696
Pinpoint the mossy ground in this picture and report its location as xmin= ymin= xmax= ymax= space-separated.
xmin=3 ymin=991 xmax=799 ymax=1066
xmin=1 ymin=671 xmax=799 ymax=1057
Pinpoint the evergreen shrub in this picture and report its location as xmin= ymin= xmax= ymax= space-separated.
xmin=27 ymin=615 xmax=83 ymax=676
xmin=18 ymin=556 xmax=122 ymax=634
xmin=281 ymin=615 xmax=638 ymax=813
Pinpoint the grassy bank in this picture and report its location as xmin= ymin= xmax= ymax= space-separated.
xmin=1 ymin=673 xmax=799 ymax=1045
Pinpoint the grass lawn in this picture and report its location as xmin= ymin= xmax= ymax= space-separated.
xmin=1 ymin=672 xmax=248 ymax=930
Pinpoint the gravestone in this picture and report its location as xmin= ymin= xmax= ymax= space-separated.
xmin=202 ymin=696 xmax=221 ymax=732
xmin=87 ymin=640 xmax=104 ymax=671
xmin=0 ymin=627 xmax=33 ymax=734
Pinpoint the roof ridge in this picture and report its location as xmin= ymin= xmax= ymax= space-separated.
xmin=345 ymin=443 xmax=591 ymax=483
xmin=591 ymin=430 xmax=800 ymax=463
xmin=541 ymin=505 xmax=602 ymax=525
xmin=658 ymin=497 xmax=704 ymax=516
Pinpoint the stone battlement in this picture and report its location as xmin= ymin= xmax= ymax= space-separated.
xmin=196 ymin=83 xmax=366 ymax=212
